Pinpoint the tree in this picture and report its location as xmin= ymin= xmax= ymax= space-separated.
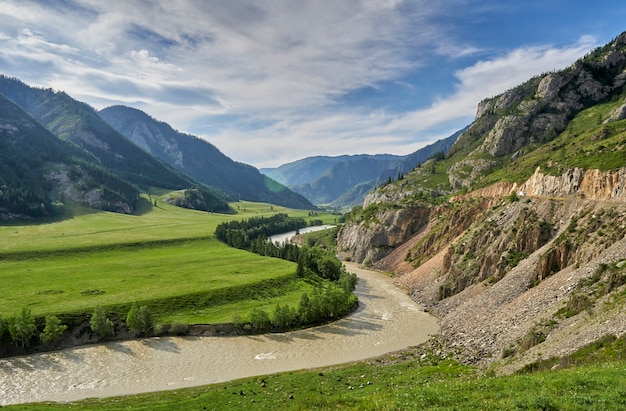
xmin=40 ymin=315 xmax=67 ymax=346
xmin=126 ymin=302 xmax=153 ymax=336
xmin=90 ymin=306 xmax=114 ymax=339
xmin=317 ymin=256 xmax=342 ymax=281
xmin=296 ymin=256 xmax=306 ymax=278
xmin=249 ymin=308 xmax=270 ymax=331
xmin=272 ymin=303 xmax=295 ymax=329
xmin=297 ymin=293 xmax=314 ymax=324
xmin=338 ymin=271 xmax=358 ymax=292
xmin=8 ymin=307 xmax=37 ymax=348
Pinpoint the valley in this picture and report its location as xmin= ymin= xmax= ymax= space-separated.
xmin=0 ymin=17 xmax=625 ymax=410
xmin=0 ymin=262 xmax=438 ymax=406
xmin=0 ymin=198 xmax=344 ymax=355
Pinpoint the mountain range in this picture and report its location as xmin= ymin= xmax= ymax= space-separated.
xmin=261 ymin=130 xmax=461 ymax=208
xmin=0 ymin=76 xmax=314 ymax=218
xmin=99 ymin=105 xmax=313 ymax=209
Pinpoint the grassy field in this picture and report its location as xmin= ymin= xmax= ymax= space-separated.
xmin=7 ymin=356 xmax=625 ymax=410
xmin=0 ymin=196 xmax=339 ymax=324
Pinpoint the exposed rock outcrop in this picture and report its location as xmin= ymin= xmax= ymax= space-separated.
xmin=339 ymin=33 xmax=626 ymax=372
xmin=338 ymin=167 xmax=626 ymax=372
xmin=338 ymin=206 xmax=429 ymax=264
xmin=520 ymin=166 xmax=626 ymax=201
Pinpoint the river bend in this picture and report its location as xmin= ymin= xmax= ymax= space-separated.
xmin=0 ymin=262 xmax=438 ymax=405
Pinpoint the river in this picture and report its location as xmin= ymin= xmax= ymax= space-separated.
xmin=266 ymin=224 xmax=336 ymax=244
xmin=0 ymin=262 xmax=439 ymax=405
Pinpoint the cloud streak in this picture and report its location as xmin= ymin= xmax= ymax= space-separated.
xmin=0 ymin=1 xmax=609 ymax=167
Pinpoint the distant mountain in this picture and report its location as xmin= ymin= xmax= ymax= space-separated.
xmin=262 ymin=131 xmax=462 ymax=208
xmin=261 ymin=154 xmax=403 ymax=187
xmin=0 ymin=76 xmax=192 ymax=191
xmin=0 ymin=92 xmax=141 ymax=217
xmin=98 ymin=105 xmax=315 ymax=210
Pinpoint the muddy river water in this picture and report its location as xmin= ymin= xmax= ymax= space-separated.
xmin=0 ymin=262 xmax=439 ymax=405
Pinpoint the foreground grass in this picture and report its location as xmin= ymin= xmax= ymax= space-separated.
xmin=7 ymin=358 xmax=625 ymax=410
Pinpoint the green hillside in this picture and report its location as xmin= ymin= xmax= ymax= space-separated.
xmin=99 ymin=105 xmax=316 ymax=210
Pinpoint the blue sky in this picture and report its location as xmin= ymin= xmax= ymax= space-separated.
xmin=0 ymin=1 xmax=625 ymax=168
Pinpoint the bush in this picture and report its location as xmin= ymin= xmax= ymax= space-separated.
xmin=249 ymin=308 xmax=270 ymax=331
xmin=40 ymin=315 xmax=67 ymax=346
xmin=126 ymin=302 xmax=154 ymax=336
xmin=90 ymin=306 xmax=114 ymax=339
xmin=272 ymin=303 xmax=296 ymax=329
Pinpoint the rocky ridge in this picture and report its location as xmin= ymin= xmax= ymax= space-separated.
xmin=339 ymin=169 xmax=626 ymax=373
xmin=337 ymin=32 xmax=626 ymax=372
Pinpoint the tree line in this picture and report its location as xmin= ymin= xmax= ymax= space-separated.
xmin=0 ymin=303 xmax=155 ymax=354
xmin=215 ymin=213 xmax=307 ymax=249
xmin=216 ymin=214 xmax=358 ymax=331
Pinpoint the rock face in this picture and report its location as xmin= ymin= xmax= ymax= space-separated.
xmin=447 ymin=32 xmax=626 ymax=188
xmin=338 ymin=33 xmax=626 ymax=372
xmin=520 ymin=166 xmax=626 ymax=201
xmin=339 ymin=166 xmax=626 ymax=266
xmin=45 ymin=166 xmax=133 ymax=214
xmin=338 ymin=206 xmax=429 ymax=264
xmin=339 ymin=171 xmax=626 ymax=371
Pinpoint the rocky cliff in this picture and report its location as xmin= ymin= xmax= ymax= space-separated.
xmin=337 ymin=32 xmax=626 ymax=372
xmin=339 ymin=168 xmax=626 ymax=372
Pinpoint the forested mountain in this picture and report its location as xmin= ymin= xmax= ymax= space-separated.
xmin=98 ymin=105 xmax=315 ymax=210
xmin=0 ymin=76 xmax=233 ymax=216
xmin=0 ymin=93 xmax=140 ymax=217
xmin=262 ymin=132 xmax=460 ymax=208
xmin=338 ymin=32 xmax=626 ymax=370
xmin=0 ymin=76 xmax=192 ymax=191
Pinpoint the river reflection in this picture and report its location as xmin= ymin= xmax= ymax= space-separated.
xmin=0 ymin=263 xmax=439 ymax=405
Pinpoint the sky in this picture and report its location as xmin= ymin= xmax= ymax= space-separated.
xmin=0 ymin=1 xmax=625 ymax=168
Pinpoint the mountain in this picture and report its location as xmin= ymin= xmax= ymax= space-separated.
xmin=337 ymin=32 xmax=626 ymax=371
xmin=98 ymin=105 xmax=315 ymax=210
xmin=262 ymin=132 xmax=460 ymax=208
xmin=261 ymin=154 xmax=403 ymax=187
xmin=0 ymin=76 xmax=192 ymax=192
xmin=0 ymin=75 xmax=230 ymax=216
xmin=0 ymin=92 xmax=141 ymax=218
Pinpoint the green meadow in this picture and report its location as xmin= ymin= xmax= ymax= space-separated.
xmin=8 ymin=356 xmax=626 ymax=410
xmin=0 ymin=196 xmax=338 ymax=324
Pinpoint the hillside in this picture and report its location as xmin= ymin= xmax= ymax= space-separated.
xmin=99 ymin=105 xmax=315 ymax=210
xmin=0 ymin=76 xmax=194 ymax=192
xmin=338 ymin=32 xmax=626 ymax=372
xmin=262 ymin=132 xmax=459 ymax=208
xmin=0 ymin=93 xmax=141 ymax=217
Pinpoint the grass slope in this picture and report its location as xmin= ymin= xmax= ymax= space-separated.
xmin=0 ymin=196 xmax=337 ymax=324
xmin=7 ymin=358 xmax=625 ymax=410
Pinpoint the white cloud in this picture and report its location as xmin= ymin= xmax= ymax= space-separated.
xmin=0 ymin=1 xmax=603 ymax=168
xmin=208 ymin=36 xmax=599 ymax=167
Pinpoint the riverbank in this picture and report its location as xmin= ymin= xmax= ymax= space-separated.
xmin=0 ymin=263 xmax=439 ymax=406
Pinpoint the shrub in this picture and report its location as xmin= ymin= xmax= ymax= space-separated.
xmin=126 ymin=302 xmax=154 ymax=336
xmin=40 ymin=315 xmax=67 ymax=346
xmin=90 ymin=306 xmax=114 ymax=339
xmin=249 ymin=308 xmax=270 ymax=331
